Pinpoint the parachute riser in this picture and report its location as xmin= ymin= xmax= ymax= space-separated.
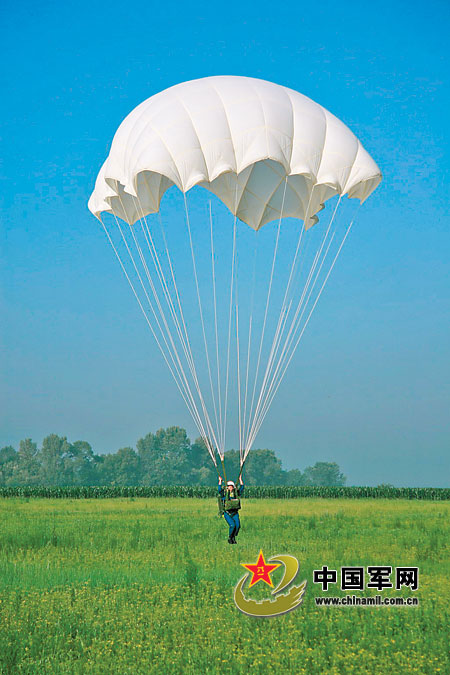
xmin=220 ymin=457 xmax=228 ymax=486
xmin=236 ymin=460 xmax=245 ymax=487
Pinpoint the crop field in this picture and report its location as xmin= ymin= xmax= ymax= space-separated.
xmin=0 ymin=497 xmax=448 ymax=674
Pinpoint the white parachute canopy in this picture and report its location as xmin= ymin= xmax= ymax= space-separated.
xmin=89 ymin=76 xmax=381 ymax=472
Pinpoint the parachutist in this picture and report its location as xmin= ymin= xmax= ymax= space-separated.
xmin=218 ymin=475 xmax=244 ymax=544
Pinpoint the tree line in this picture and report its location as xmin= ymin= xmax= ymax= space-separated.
xmin=0 ymin=426 xmax=346 ymax=487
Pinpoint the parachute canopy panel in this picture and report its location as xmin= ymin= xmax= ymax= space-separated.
xmin=88 ymin=76 xmax=382 ymax=230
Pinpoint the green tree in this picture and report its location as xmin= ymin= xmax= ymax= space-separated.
xmin=303 ymin=461 xmax=346 ymax=486
xmin=0 ymin=446 xmax=17 ymax=485
xmin=185 ymin=437 xmax=217 ymax=485
xmin=71 ymin=441 xmax=100 ymax=485
xmin=0 ymin=427 xmax=347 ymax=488
xmin=217 ymin=448 xmax=288 ymax=485
xmin=137 ymin=427 xmax=190 ymax=485
xmin=16 ymin=438 xmax=40 ymax=485
xmin=99 ymin=447 xmax=140 ymax=486
xmin=38 ymin=434 xmax=74 ymax=485
xmin=284 ymin=468 xmax=307 ymax=486
xmin=244 ymin=448 xmax=286 ymax=485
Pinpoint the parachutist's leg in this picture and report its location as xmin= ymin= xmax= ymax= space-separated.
xmin=224 ymin=512 xmax=235 ymax=541
xmin=233 ymin=514 xmax=240 ymax=542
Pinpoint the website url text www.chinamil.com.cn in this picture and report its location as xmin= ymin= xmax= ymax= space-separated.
xmin=315 ymin=595 xmax=419 ymax=607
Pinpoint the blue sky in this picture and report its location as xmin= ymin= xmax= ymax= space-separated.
xmin=1 ymin=0 xmax=449 ymax=486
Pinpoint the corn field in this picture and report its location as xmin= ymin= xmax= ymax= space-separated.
xmin=0 ymin=485 xmax=448 ymax=499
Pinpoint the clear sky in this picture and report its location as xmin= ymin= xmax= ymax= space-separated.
xmin=1 ymin=0 xmax=449 ymax=486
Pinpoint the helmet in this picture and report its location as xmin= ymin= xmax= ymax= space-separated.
xmin=227 ymin=481 xmax=236 ymax=488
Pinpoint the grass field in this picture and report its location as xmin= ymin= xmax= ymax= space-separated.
xmin=0 ymin=497 xmax=448 ymax=674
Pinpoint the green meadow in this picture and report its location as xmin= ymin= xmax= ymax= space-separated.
xmin=0 ymin=497 xmax=448 ymax=674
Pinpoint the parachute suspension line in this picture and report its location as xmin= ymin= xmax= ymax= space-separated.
xmin=135 ymin=199 xmax=194 ymax=373
xmin=242 ymin=234 xmax=259 ymax=461
xmin=246 ymin=177 xmax=287 ymax=453
xmin=99 ymin=215 xmax=216 ymax=465
xmin=112 ymin=211 xmax=193 ymax=404
xmin=245 ymin=238 xmax=314 ymax=452
xmin=245 ymin=196 xmax=342 ymax=455
xmin=183 ymin=193 xmax=221 ymax=453
xmin=128 ymin=224 xmax=216 ymax=463
xmin=223 ymin=198 xmax=238 ymax=458
xmin=249 ymin=219 xmax=307 ymax=445
xmin=250 ymin=213 xmax=356 ymax=446
xmin=133 ymin=197 xmax=219 ymax=457
xmin=209 ymin=201 xmax=224 ymax=461
xmin=236 ymin=303 xmax=243 ymax=466
xmin=263 ymin=195 xmax=343 ymax=405
xmin=126 ymin=217 xmax=188 ymax=381
xmin=247 ymin=297 xmax=292 ymax=451
xmin=245 ymin=198 xmax=342 ymax=452
xmin=155 ymin=209 xmax=217 ymax=452
xmin=245 ymin=298 xmax=291 ymax=457
xmin=220 ymin=457 xmax=228 ymax=485
xmin=247 ymin=200 xmax=356 ymax=451
xmin=124 ymin=201 xmax=217 ymax=458
xmin=116 ymin=197 xmax=217 ymax=465
xmin=131 ymin=210 xmax=210 ymax=436
xmin=232 ymin=215 xmax=245 ymax=467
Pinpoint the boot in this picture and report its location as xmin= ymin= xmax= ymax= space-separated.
xmin=228 ymin=536 xmax=233 ymax=544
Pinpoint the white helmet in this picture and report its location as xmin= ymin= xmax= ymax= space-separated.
xmin=227 ymin=481 xmax=235 ymax=487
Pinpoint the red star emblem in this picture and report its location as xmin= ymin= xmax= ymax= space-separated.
xmin=241 ymin=550 xmax=281 ymax=588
